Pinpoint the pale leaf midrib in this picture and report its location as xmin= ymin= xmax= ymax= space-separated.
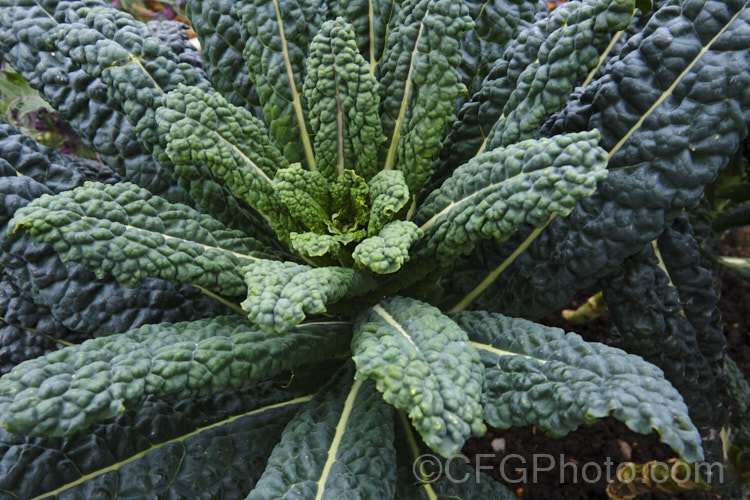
xmin=271 ymin=0 xmax=316 ymax=171
xmin=30 ymin=395 xmax=313 ymax=500
xmin=397 ymin=411 xmax=438 ymax=500
xmin=608 ymin=3 xmax=748 ymax=157
xmin=383 ymin=22 xmax=425 ymax=171
xmin=372 ymin=304 xmax=418 ymax=349
xmin=170 ymin=109 xmax=273 ymax=185
xmin=0 ymin=315 xmax=74 ymax=346
xmin=469 ymin=340 xmax=547 ymax=364
xmin=418 ymin=170 xmax=524 ymax=232
xmin=314 ymin=378 xmax=363 ymax=500
xmin=120 ymin=222 xmax=260 ymax=261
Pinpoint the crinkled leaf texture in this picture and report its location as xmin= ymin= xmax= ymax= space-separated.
xmin=0 ymin=316 xmax=351 ymax=437
xmin=452 ymin=310 xmax=704 ymax=463
xmin=242 ymin=260 xmax=376 ymax=332
xmin=0 ymin=381 xmax=311 ymax=499
xmin=353 ymin=296 xmax=486 ymax=457
xmin=248 ymin=362 xmax=395 ymax=500
xmin=8 ymin=181 xmax=284 ymax=296
xmin=0 ymin=275 xmax=87 ymax=374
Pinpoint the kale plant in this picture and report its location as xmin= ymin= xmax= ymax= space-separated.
xmin=0 ymin=0 xmax=749 ymax=497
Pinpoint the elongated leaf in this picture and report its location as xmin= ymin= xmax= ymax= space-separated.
xmin=658 ymin=216 xmax=725 ymax=361
xmin=353 ymin=220 xmax=421 ymax=274
xmin=378 ymin=0 xmax=474 ymax=191
xmin=468 ymin=0 xmax=750 ymax=318
xmin=0 ymin=316 xmax=351 ymax=437
xmin=353 ymin=296 xmax=485 ymax=457
xmin=49 ymin=6 xmax=270 ymax=232
xmin=328 ymin=0 xmax=403 ymax=70
xmin=0 ymin=276 xmax=87 ymax=374
xmin=452 ymin=310 xmax=704 ymax=463
xmin=272 ymin=163 xmax=331 ymax=233
xmin=248 ymin=363 xmax=395 ymax=499
xmin=147 ymin=19 xmax=206 ymax=75
xmin=156 ymin=84 xmax=298 ymax=238
xmin=49 ymin=7 xmax=207 ymax=154
xmin=0 ymin=0 xmax=191 ymax=204
xmin=367 ymin=169 xmax=410 ymax=235
xmin=484 ymin=0 xmax=636 ymax=148
xmin=304 ymin=18 xmax=386 ymax=182
xmin=431 ymin=0 xmax=580 ymax=191
xmin=0 ymin=121 xmax=87 ymax=193
xmin=393 ymin=411 xmax=515 ymax=500
xmin=414 ymin=131 xmax=608 ymax=266
xmin=242 ymin=260 xmax=377 ymax=332
xmin=185 ymin=0 xmax=263 ymax=110
xmin=1 ymin=152 xmax=233 ymax=337
xmin=0 ymin=382 xmax=310 ymax=498
xmin=600 ymin=243 xmax=724 ymax=453
xmin=240 ymin=0 xmax=322 ymax=168
xmin=457 ymin=0 xmax=540 ymax=103
xmin=8 ymin=182 xmax=281 ymax=296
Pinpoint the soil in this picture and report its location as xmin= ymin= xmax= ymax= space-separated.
xmin=462 ymin=227 xmax=750 ymax=499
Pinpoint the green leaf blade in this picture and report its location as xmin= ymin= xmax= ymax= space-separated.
xmin=453 ymin=310 xmax=704 ymax=463
xmin=0 ymin=316 xmax=351 ymax=437
xmin=303 ymin=17 xmax=386 ymax=182
xmin=248 ymin=363 xmax=395 ymax=500
xmin=8 ymin=182 xmax=282 ymax=296
xmin=0 ymin=382 xmax=311 ymax=499
xmin=242 ymin=261 xmax=377 ymax=333
xmin=415 ymin=131 xmax=608 ymax=266
xmin=379 ymin=0 xmax=474 ymax=191
xmin=240 ymin=0 xmax=322 ymax=168
xmin=353 ymin=296 xmax=486 ymax=457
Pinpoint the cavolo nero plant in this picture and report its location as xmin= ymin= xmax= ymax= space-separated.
xmin=0 ymin=0 xmax=749 ymax=497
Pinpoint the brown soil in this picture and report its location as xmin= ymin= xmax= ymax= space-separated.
xmin=462 ymin=227 xmax=750 ymax=499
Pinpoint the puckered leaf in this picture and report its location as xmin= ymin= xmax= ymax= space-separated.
xmin=48 ymin=6 xmax=207 ymax=160
xmin=0 ymin=316 xmax=351 ymax=437
xmin=0 ymin=0 xmax=191 ymax=204
xmin=48 ymin=6 xmax=272 ymax=233
xmin=0 ymin=381 xmax=311 ymax=498
xmin=147 ymin=19 xmax=206 ymax=74
xmin=0 ymin=150 xmax=233 ymax=337
xmin=469 ymin=0 xmax=750 ymax=318
xmin=328 ymin=0 xmax=403 ymax=70
xmin=242 ymin=260 xmax=376 ymax=333
xmin=352 ymin=296 xmax=485 ymax=457
xmin=273 ymin=163 xmax=331 ymax=233
xmin=393 ymin=411 xmax=515 ymax=499
xmin=184 ymin=0 xmax=263 ymax=110
xmin=600 ymin=241 xmax=723 ymax=447
xmin=304 ymin=17 xmax=386 ymax=182
xmin=353 ymin=220 xmax=421 ymax=274
xmin=8 ymin=182 xmax=282 ymax=296
xmin=156 ymin=84 xmax=298 ymax=238
xmin=330 ymin=169 xmax=371 ymax=232
xmin=432 ymin=0 xmax=628 ymax=194
xmin=0 ymin=276 xmax=87 ymax=374
xmin=248 ymin=363 xmax=395 ymax=499
xmin=484 ymin=0 xmax=636 ymax=148
xmin=414 ymin=131 xmax=608 ymax=266
xmin=452 ymin=310 xmax=704 ymax=463
xmin=378 ymin=0 xmax=474 ymax=191
xmin=290 ymin=231 xmax=362 ymax=261
xmin=457 ymin=0 xmax=541 ymax=105
xmin=240 ymin=0 xmax=322 ymax=168
xmin=367 ymin=169 xmax=411 ymax=235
